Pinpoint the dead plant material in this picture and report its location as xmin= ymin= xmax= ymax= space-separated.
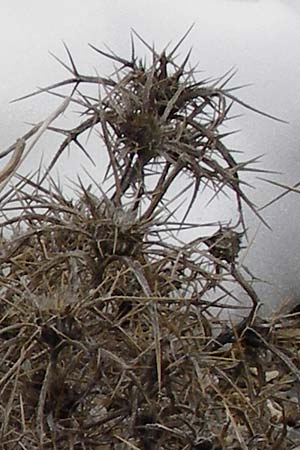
xmin=0 ymin=31 xmax=298 ymax=449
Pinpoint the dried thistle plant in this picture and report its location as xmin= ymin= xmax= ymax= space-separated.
xmin=0 ymin=31 xmax=297 ymax=450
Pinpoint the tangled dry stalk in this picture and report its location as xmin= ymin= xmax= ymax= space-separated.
xmin=0 ymin=31 xmax=300 ymax=450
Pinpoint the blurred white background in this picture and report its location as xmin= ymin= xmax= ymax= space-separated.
xmin=1 ymin=0 xmax=300 ymax=313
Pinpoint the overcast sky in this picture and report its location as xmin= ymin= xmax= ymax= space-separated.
xmin=1 ymin=0 xmax=300 ymax=313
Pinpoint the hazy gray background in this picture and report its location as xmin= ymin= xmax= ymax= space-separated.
xmin=1 ymin=0 xmax=300 ymax=313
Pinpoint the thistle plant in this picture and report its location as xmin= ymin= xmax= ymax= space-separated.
xmin=0 ymin=31 xmax=291 ymax=450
